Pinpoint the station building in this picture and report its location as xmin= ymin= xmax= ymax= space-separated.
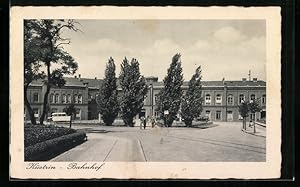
xmin=25 ymin=75 xmax=266 ymax=122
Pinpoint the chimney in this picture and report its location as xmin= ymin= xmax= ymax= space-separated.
xmin=95 ymin=77 xmax=97 ymax=80
xmin=248 ymin=70 xmax=251 ymax=81
xmin=253 ymin=78 xmax=258 ymax=82
xmin=79 ymin=74 xmax=81 ymax=79
xmin=242 ymin=78 xmax=247 ymax=82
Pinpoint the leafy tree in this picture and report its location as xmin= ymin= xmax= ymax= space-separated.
xmin=96 ymin=57 xmax=119 ymax=126
xmin=24 ymin=20 xmax=46 ymax=125
xmin=157 ymin=53 xmax=183 ymax=127
xmin=248 ymin=99 xmax=262 ymax=133
xmin=27 ymin=20 xmax=80 ymax=125
xmin=239 ymin=99 xmax=262 ymax=132
xmin=239 ymin=100 xmax=250 ymax=130
xmin=119 ymin=58 xmax=148 ymax=127
xmin=181 ymin=66 xmax=203 ymax=127
xmin=63 ymin=104 xmax=77 ymax=119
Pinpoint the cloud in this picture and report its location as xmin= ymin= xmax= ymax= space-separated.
xmin=64 ymin=27 xmax=265 ymax=81
xmin=213 ymin=26 xmax=246 ymax=43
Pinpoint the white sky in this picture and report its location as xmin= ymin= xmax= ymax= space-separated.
xmin=61 ymin=20 xmax=266 ymax=81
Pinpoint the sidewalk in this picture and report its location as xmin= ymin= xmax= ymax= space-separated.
xmin=242 ymin=124 xmax=266 ymax=138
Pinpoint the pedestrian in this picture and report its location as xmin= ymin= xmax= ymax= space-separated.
xmin=249 ymin=120 xmax=253 ymax=127
xmin=140 ymin=116 xmax=144 ymax=129
xmin=143 ymin=116 xmax=147 ymax=129
xmin=151 ymin=116 xmax=156 ymax=128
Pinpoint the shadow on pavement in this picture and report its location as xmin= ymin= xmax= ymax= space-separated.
xmin=79 ymin=128 xmax=125 ymax=134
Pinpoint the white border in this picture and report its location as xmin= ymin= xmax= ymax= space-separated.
xmin=10 ymin=6 xmax=281 ymax=179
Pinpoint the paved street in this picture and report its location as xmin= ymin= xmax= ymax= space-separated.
xmin=51 ymin=122 xmax=266 ymax=162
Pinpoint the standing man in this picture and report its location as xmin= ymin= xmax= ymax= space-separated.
xmin=151 ymin=116 xmax=156 ymax=128
xmin=143 ymin=116 xmax=147 ymax=129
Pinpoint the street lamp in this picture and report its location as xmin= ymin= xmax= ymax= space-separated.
xmin=224 ymin=82 xmax=227 ymax=122
xmin=164 ymin=110 xmax=169 ymax=127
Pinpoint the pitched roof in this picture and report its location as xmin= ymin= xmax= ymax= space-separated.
xmin=150 ymin=80 xmax=266 ymax=87
xmin=30 ymin=77 xmax=266 ymax=88
xmin=30 ymin=77 xmax=103 ymax=88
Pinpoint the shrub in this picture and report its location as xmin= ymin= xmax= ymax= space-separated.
xmin=24 ymin=124 xmax=76 ymax=147
xmin=25 ymin=131 xmax=87 ymax=161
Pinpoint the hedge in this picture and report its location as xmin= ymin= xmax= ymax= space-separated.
xmin=25 ymin=131 xmax=87 ymax=161
xmin=24 ymin=125 xmax=76 ymax=147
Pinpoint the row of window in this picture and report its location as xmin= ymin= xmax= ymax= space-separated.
xmin=204 ymin=94 xmax=266 ymax=105
xmin=33 ymin=92 xmax=266 ymax=106
xmin=32 ymin=93 xmax=84 ymax=104
xmin=205 ymin=110 xmax=257 ymax=120
xmin=49 ymin=93 xmax=83 ymax=104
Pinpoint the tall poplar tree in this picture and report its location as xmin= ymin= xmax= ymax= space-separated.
xmin=181 ymin=66 xmax=203 ymax=127
xmin=157 ymin=53 xmax=183 ymax=127
xmin=119 ymin=58 xmax=148 ymax=127
xmin=97 ymin=57 xmax=119 ymax=126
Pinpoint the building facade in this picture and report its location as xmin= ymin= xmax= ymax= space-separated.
xmin=25 ymin=76 xmax=266 ymax=122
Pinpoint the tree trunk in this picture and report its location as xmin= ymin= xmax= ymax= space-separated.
xmin=242 ymin=117 xmax=246 ymax=130
xmin=24 ymin=84 xmax=37 ymax=125
xmin=40 ymin=84 xmax=50 ymax=125
xmin=40 ymin=63 xmax=51 ymax=125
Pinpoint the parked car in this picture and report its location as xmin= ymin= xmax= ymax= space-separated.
xmin=50 ymin=112 xmax=71 ymax=122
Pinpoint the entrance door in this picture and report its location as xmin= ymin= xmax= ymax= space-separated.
xmin=139 ymin=109 xmax=146 ymax=118
xmin=227 ymin=111 xmax=233 ymax=121
xmin=261 ymin=111 xmax=266 ymax=119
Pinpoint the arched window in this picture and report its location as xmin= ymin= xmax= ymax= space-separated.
xmin=205 ymin=94 xmax=211 ymax=105
xmin=262 ymin=94 xmax=266 ymax=105
xmin=250 ymin=94 xmax=256 ymax=102
xmin=62 ymin=94 xmax=66 ymax=104
xmin=239 ymin=94 xmax=245 ymax=104
xmin=50 ymin=93 xmax=55 ymax=103
xmin=33 ymin=93 xmax=39 ymax=103
xmin=227 ymin=94 xmax=233 ymax=105
xmin=78 ymin=94 xmax=83 ymax=104
xmin=215 ymin=94 xmax=222 ymax=105
xmin=67 ymin=94 xmax=71 ymax=103
xmin=74 ymin=94 xmax=78 ymax=103
xmin=55 ymin=94 xmax=59 ymax=103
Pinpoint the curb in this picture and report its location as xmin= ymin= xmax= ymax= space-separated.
xmin=242 ymin=129 xmax=266 ymax=138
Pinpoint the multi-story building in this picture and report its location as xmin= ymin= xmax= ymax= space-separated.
xmin=25 ymin=75 xmax=266 ymax=122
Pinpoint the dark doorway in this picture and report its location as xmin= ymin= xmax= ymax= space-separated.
xmin=139 ymin=109 xmax=146 ymax=118
xmin=261 ymin=111 xmax=266 ymax=119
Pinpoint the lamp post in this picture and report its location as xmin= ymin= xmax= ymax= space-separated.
xmin=224 ymin=82 xmax=228 ymax=122
xmin=150 ymin=84 xmax=153 ymax=117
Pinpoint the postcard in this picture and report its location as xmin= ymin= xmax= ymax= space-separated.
xmin=10 ymin=6 xmax=281 ymax=179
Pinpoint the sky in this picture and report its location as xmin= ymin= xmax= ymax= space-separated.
xmin=61 ymin=20 xmax=266 ymax=81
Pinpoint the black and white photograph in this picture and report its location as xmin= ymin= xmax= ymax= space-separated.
xmin=10 ymin=6 xmax=281 ymax=179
